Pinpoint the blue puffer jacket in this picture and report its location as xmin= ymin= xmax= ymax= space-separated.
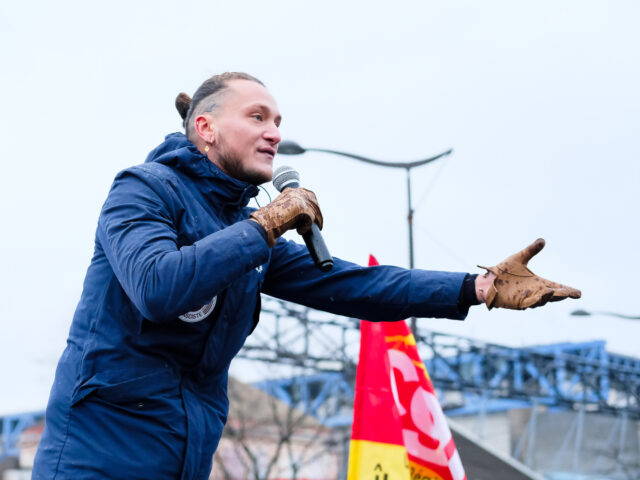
xmin=33 ymin=133 xmax=468 ymax=479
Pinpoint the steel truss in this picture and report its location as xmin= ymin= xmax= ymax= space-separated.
xmin=0 ymin=411 xmax=44 ymax=460
xmin=241 ymin=296 xmax=640 ymax=423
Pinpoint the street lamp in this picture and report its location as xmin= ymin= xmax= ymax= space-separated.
xmin=277 ymin=140 xmax=453 ymax=270
xmin=278 ymin=141 xmax=453 ymax=334
xmin=571 ymin=309 xmax=640 ymax=320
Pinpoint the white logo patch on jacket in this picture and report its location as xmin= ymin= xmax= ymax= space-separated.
xmin=179 ymin=296 xmax=217 ymax=323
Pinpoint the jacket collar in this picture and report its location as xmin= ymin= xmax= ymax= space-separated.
xmin=145 ymin=132 xmax=260 ymax=208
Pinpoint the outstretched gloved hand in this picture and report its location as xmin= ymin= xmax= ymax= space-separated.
xmin=250 ymin=188 xmax=323 ymax=247
xmin=478 ymin=238 xmax=581 ymax=310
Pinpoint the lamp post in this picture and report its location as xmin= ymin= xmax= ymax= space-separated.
xmin=571 ymin=309 xmax=640 ymax=320
xmin=278 ymin=141 xmax=453 ymax=333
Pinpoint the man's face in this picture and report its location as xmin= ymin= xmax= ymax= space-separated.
xmin=209 ymin=79 xmax=282 ymax=185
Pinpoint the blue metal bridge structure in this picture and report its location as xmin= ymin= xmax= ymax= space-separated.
xmin=251 ymin=339 xmax=640 ymax=427
xmin=2 ymin=296 xmax=639 ymax=471
xmin=244 ymin=298 xmax=640 ymax=425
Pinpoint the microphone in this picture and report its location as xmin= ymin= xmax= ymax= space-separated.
xmin=272 ymin=166 xmax=334 ymax=272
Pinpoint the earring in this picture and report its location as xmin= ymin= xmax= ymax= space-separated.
xmin=204 ymin=144 xmax=210 ymax=153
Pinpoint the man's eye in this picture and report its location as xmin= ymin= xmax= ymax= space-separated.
xmin=252 ymin=114 xmax=263 ymax=121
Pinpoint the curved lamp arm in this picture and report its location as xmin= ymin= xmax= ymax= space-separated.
xmin=278 ymin=140 xmax=453 ymax=169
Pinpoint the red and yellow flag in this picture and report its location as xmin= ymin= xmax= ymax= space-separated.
xmin=347 ymin=255 xmax=466 ymax=480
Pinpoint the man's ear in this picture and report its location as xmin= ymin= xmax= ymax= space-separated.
xmin=194 ymin=113 xmax=216 ymax=144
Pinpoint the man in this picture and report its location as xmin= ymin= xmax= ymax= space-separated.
xmin=33 ymin=72 xmax=580 ymax=479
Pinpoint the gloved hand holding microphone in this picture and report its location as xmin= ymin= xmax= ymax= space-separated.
xmin=250 ymin=166 xmax=333 ymax=271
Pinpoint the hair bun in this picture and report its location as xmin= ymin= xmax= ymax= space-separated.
xmin=175 ymin=92 xmax=192 ymax=121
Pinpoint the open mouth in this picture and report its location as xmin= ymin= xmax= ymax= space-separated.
xmin=257 ymin=147 xmax=276 ymax=158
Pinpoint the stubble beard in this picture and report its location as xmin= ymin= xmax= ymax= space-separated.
xmin=216 ymin=141 xmax=272 ymax=186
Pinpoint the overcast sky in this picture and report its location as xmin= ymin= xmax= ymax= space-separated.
xmin=1 ymin=0 xmax=638 ymax=414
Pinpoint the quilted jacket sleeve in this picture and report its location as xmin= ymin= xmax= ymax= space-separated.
xmin=96 ymin=168 xmax=270 ymax=322
xmin=262 ymin=238 xmax=468 ymax=322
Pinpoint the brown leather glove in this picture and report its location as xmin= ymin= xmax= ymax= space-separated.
xmin=478 ymin=238 xmax=581 ymax=310
xmin=249 ymin=188 xmax=323 ymax=247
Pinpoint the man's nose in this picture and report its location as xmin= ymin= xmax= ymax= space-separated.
xmin=264 ymin=124 xmax=281 ymax=145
